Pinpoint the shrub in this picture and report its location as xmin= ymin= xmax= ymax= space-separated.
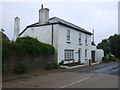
xmin=102 ymin=56 xmax=109 ymax=63
xmin=109 ymin=55 xmax=116 ymax=61
xmin=46 ymin=62 xmax=54 ymax=70
xmin=53 ymin=62 xmax=60 ymax=69
xmin=46 ymin=62 xmax=60 ymax=70
xmin=14 ymin=36 xmax=55 ymax=56
xmin=102 ymin=55 xmax=117 ymax=63
xmin=15 ymin=61 xmax=28 ymax=74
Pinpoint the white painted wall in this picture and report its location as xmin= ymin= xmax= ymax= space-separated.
xmin=21 ymin=24 xmax=59 ymax=60
xmin=21 ymin=25 xmax=52 ymax=45
xmin=57 ymin=24 xmax=92 ymax=64
xmin=95 ymin=49 xmax=104 ymax=62
xmin=21 ymin=24 xmax=92 ymax=64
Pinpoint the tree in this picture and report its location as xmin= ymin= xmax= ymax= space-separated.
xmin=97 ymin=34 xmax=120 ymax=58
xmin=97 ymin=39 xmax=111 ymax=56
xmin=108 ymin=34 xmax=120 ymax=57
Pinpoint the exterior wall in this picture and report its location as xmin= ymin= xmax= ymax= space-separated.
xmin=20 ymin=24 xmax=59 ymax=51
xmin=57 ymin=24 xmax=92 ymax=64
xmin=21 ymin=25 xmax=52 ymax=45
xmin=21 ymin=24 xmax=92 ymax=64
xmin=20 ymin=24 xmax=59 ymax=62
xmin=95 ymin=49 xmax=104 ymax=62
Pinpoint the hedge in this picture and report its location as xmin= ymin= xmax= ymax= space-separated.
xmin=2 ymin=36 xmax=55 ymax=60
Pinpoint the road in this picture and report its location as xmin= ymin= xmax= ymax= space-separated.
xmin=3 ymin=61 xmax=119 ymax=88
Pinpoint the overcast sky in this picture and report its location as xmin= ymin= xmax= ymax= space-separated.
xmin=1 ymin=1 xmax=118 ymax=44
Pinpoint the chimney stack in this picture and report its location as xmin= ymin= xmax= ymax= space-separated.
xmin=39 ymin=4 xmax=49 ymax=24
xmin=14 ymin=17 xmax=20 ymax=41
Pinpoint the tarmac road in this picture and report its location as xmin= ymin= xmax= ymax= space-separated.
xmin=3 ymin=61 xmax=119 ymax=88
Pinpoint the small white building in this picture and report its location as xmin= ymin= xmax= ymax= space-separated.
xmin=18 ymin=5 xmax=104 ymax=65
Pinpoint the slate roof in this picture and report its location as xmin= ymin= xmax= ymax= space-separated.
xmin=19 ymin=17 xmax=92 ymax=36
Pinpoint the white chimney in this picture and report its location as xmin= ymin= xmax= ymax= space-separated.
xmin=39 ymin=4 xmax=49 ymax=24
xmin=14 ymin=17 xmax=20 ymax=41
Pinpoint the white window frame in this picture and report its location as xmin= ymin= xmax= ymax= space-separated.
xmin=85 ymin=34 xmax=87 ymax=44
xmin=85 ymin=49 xmax=87 ymax=58
xmin=64 ymin=49 xmax=74 ymax=60
xmin=67 ymin=30 xmax=70 ymax=42
xmin=79 ymin=33 xmax=82 ymax=45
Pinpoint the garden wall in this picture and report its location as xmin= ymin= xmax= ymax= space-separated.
xmin=3 ymin=53 xmax=55 ymax=74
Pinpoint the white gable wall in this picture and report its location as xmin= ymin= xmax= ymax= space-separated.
xmin=20 ymin=24 xmax=59 ymax=53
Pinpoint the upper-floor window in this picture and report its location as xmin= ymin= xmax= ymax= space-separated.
xmin=79 ymin=33 xmax=82 ymax=45
xmin=85 ymin=49 xmax=87 ymax=58
xmin=85 ymin=34 xmax=87 ymax=44
xmin=67 ymin=30 xmax=70 ymax=42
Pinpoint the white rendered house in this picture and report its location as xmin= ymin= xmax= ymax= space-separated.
xmin=18 ymin=5 xmax=103 ymax=64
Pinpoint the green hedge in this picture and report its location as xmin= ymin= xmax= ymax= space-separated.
xmin=14 ymin=36 xmax=55 ymax=56
xmin=2 ymin=36 xmax=55 ymax=59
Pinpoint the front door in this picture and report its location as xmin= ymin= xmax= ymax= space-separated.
xmin=91 ymin=51 xmax=95 ymax=63
xmin=78 ymin=48 xmax=81 ymax=62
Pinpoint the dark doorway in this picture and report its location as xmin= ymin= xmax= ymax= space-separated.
xmin=91 ymin=51 xmax=95 ymax=63
xmin=78 ymin=48 xmax=81 ymax=62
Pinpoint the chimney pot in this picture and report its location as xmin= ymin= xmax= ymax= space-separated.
xmin=41 ymin=4 xmax=43 ymax=9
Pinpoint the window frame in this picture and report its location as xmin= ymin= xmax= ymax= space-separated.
xmin=79 ymin=32 xmax=82 ymax=45
xmin=64 ymin=49 xmax=74 ymax=60
xmin=85 ymin=34 xmax=87 ymax=44
xmin=85 ymin=49 xmax=87 ymax=58
xmin=67 ymin=30 xmax=71 ymax=43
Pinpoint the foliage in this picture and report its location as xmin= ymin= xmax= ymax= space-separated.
xmin=46 ymin=62 xmax=60 ymax=70
xmin=1 ymin=32 xmax=9 ymax=43
xmin=97 ymin=34 xmax=120 ymax=57
xmin=2 ymin=36 xmax=55 ymax=58
xmin=108 ymin=34 xmax=120 ymax=58
xmin=15 ymin=61 xmax=28 ymax=74
xmin=2 ymin=35 xmax=55 ymax=73
xmin=14 ymin=36 xmax=55 ymax=56
xmin=2 ymin=32 xmax=11 ymax=61
xmin=102 ymin=55 xmax=117 ymax=63
xmin=53 ymin=62 xmax=60 ymax=69
xmin=46 ymin=62 xmax=54 ymax=70
xmin=97 ymin=39 xmax=111 ymax=56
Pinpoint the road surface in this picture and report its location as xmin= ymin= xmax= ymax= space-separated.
xmin=3 ymin=61 xmax=119 ymax=88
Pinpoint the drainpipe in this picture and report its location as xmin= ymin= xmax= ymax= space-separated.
xmin=51 ymin=23 xmax=54 ymax=46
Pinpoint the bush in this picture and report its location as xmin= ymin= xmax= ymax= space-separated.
xmin=102 ymin=55 xmax=117 ymax=63
xmin=46 ymin=62 xmax=54 ymax=70
xmin=46 ymin=62 xmax=60 ymax=70
xmin=102 ymin=57 xmax=109 ymax=63
xmin=109 ymin=55 xmax=116 ymax=61
xmin=53 ymin=62 xmax=60 ymax=69
xmin=14 ymin=36 xmax=55 ymax=56
xmin=15 ymin=61 xmax=28 ymax=74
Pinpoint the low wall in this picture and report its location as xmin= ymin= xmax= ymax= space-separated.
xmin=3 ymin=53 xmax=55 ymax=74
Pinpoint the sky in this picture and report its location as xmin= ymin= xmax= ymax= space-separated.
xmin=0 ymin=0 xmax=118 ymax=44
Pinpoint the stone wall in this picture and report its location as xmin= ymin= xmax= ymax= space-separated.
xmin=3 ymin=53 xmax=55 ymax=74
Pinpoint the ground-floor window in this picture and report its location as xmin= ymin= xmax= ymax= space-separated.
xmin=64 ymin=49 xmax=74 ymax=60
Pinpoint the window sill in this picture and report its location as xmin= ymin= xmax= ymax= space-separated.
xmin=67 ymin=41 xmax=71 ymax=43
xmin=85 ymin=44 xmax=88 ymax=46
xmin=85 ymin=59 xmax=87 ymax=60
xmin=65 ymin=59 xmax=74 ymax=61
xmin=79 ymin=43 xmax=82 ymax=45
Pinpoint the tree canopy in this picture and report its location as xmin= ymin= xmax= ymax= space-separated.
xmin=97 ymin=34 xmax=120 ymax=57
